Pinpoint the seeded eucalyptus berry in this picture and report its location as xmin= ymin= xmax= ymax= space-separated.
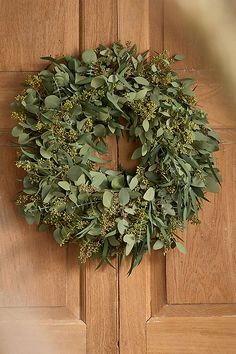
xmin=11 ymin=42 xmax=221 ymax=274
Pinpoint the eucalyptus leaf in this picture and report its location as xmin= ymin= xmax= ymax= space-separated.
xmin=176 ymin=242 xmax=187 ymax=254
xmin=67 ymin=166 xmax=82 ymax=181
xmin=91 ymin=76 xmax=105 ymax=88
xmin=103 ymin=190 xmax=113 ymax=208
xmin=94 ymin=124 xmax=106 ymax=137
xmin=153 ymin=240 xmax=164 ymax=250
xmin=44 ymin=95 xmax=60 ymax=108
xmin=12 ymin=41 xmax=221 ymax=275
xmin=134 ymin=77 xmax=149 ymax=86
xmin=143 ymin=119 xmax=149 ymax=132
xmin=119 ymin=188 xmax=130 ymax=206
xmin=82 ymin=49 xmax=97 ymax=64
xmin=143 ymin=187 xmax=155 ymax=201
xmin=58 ymin=181 xmax=70 ymax=191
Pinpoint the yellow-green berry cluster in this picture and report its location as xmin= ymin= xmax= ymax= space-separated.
xmin=78 ymin=240 xmax=101 ymax=263
xmin=25 ymin=74 xmax=42 ymax=90
xmin=11 ymin=111 xmax=27 ymax=123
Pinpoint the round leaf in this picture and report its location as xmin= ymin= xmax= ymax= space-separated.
xmin=94 ymin=124 xmax=106 ymax=137
xmin=44 ymin=95 xmax=60 ymax=108
xmin=67 ymin=166 xmax=82 ymax=181
xmin=91 ymin=76 xmax=105 ymax=88
xmin=82 ymin=49 xmax=97 ymax=64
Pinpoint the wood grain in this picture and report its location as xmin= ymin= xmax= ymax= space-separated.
xmin=151 ymin=251 xmax=166 ymax=316
xmin=167 ymin=131 xmax=236 ymax=304
xmin=164 ymin=0 xmax=213 ymax=70
xmin=80 ymin=0 xmax=117 ymax=48
xmin=147 ymin=316 xmax=236 ymax=354
xmin=118 ymin=0 xmax=150 ymax=50
xmin=119 ymin=255 xmax=151 ymax=354
xmin=0 ymin=308 xmax=86 ymax=354
xmin=0 ymin=0 xmax=79 ymax=71
xmin=66 ymin=244 xmax=81 ymax=319
xmin=0 ymin=143 xmax=66 ymax=306
xmin=156 ymin=304 xmax=236 ymax=317
xmin=81 ymin=259 xmax=118 ymax=354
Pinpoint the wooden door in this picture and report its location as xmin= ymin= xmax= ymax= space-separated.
xmin=1 ymin=1 xmax=236 ymax=354
xmin=118 ymin=1 xmax=236 ymax=354
xmin=0 ymin=1 xmax=118 ymax=354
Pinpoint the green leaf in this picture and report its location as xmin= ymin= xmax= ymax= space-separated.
xmin=25 ymin=214 xmax=36 ymax=225
xmin=103 ymin=190 xmax=113 ymax=208
xmin=91 ymin=76 xmax=105 ymax=88
xmin=94 ymin=124 xmax=106 ymax=137
xmin=174 ymin=54 xmax=185 ymax=61
xmin=124 ymin=206 xmax=136 ymax=215
xmin=111 ymin=175 xmax=125 ymax=189
xmin=53 ymin=228 xmax=63 ymax=244
xmin=143 ymin=119 xmax=149 ymax=132
xmin=123 ymin=234 xmax=135 ymax=256
xmin=208 ymin=130 xmax=220 ymax=142
xmin=107 ymin=92 xmax=122 ymax=112
xmin=119 ymin=188 xmax=130 ymax=206
xmin=69 ymin=193 xmax=77 ymax=204
xmin=75 ymin=174 xmax=86 ymax=186
xmin=134 ymin=76 xmax=149 ymax=86
xmin=55 ymin=71 xmax=69 ymax=86
xmin=91 ymin=172 xmax=106 ymax=187
xmin=143 ymin=187 xmax=155 ymax=201
xmin=58 ymin=181 xmax=70 ymax=190
xmin=129 ymin=176 xmax=138 ymax=190
xmin=142 ymin=143 xmax=148 ymax=156
xmin=75 ymin=74 xmax=86 ymax=84
xmin=135 ymin=88 xmax=148 ymax=100
xmin=108 ymin=74 xmax=118 ymax=83
xmin=88 ymin=226 xmax=102 ymax=236
xmin=205 ymin=176 xmax=220 ymax=193
xmin=131 ymin=147 xmax=142 ymax=160
xmin=153 ymin=240 xmax=164 ymax=250
xmin=162 ymin=203 xmax=175 ymax=216
xmin=18 ymin=133 xmax=29 ymax=144
xmin=156 ymin=127 xmax=164 ymax=137
xmin=12 ymin=125 xmax=23 ymax=137
xmin=82 ymin=49 xmax=97 ymax=64
xmin=191 ymin=176 xmax=205 ymax=188
xmin=44 ymin=95 xmax=60 ymax=108
xmin=176 ymin=242 xmax=187 ymax=254
xmin=117 ymin=219 xmax=129 ymax=235
xmin=40 ymin=147 xmax=52 ymax=159
xmin=67 ymin=165 xmax=82 ymax=181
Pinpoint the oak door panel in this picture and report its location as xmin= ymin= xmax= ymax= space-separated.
xmin=0 ymin=0 xmax=79 ymax=71
xmin=118 ymin=1 xmax=236 ymax=354
xmin=0 ymin=1 xmax=118 ymax=353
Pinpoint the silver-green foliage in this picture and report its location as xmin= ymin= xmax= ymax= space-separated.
xmin=11 ymin=42 xmax=221 ymax=274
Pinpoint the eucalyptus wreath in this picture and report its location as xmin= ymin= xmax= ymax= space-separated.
xmin=11 ymin=42 xmax=221 ymax=274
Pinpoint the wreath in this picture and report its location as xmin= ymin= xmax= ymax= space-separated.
xmin=11 ymin=42 xmax=221 ymax=274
